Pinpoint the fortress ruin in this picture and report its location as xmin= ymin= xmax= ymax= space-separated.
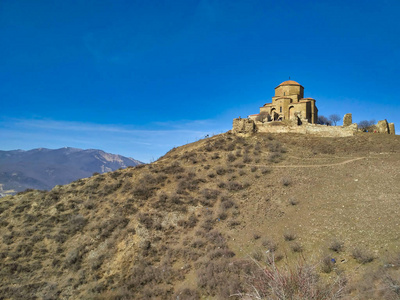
xmin=233 ymin=80 xmax=395 ymax=137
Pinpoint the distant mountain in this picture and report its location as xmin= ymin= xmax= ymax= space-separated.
xmin=0 ymin=147 xmax=143 ymax=196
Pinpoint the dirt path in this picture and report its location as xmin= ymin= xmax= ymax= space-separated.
xmin=254 ymin=157 xmax=366 ymax=168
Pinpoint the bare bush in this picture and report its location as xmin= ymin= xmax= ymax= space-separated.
xmin=352 ymin=247 xmax=375 ymax=264
xmin=329 ymin=239 xmax=344 ymax=253
xmin=262 ymin=238 xmax=278 ymax=252
xmin=215 ymin=167 xmax=226 ymax=175
xmin=226 ymin=181 xmax=244 ymax=191
xmin=320 ymin=255 xmax=334 ymax=273
xmin=237 ymin=259 xmax=347 ymax=299
xmin=173 ymin=288 xmax=199 ymax=300
xmin=201 ymin=189 xmax=220 ymax=200
xmin=291 ymin=242 xmax=303 ymax=253
xmin=358 ymin=119 xmax=376 ymax=130
xmin=261 ymin=167 xmax=271 ymax=174
xmin=283 ymin=231 xmax=296 ymax=241
xmin=253 ymin=233 xmax=261 ymax=240
xmin=227 ymin=153 xmax=236 ymax=162
xmin=282 ymin=177 xmax=291 ymax=187
xmin=243 ymin=155 xmax=252 ymax=163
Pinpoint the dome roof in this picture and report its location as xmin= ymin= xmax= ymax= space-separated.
xmin=278 ymin=80 xmax=302 ymax=86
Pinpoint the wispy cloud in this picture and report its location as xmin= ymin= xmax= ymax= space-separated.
xmin=0 ymin=118 xmax=229 ymax=162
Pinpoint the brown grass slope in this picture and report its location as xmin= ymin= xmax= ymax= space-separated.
xmin=1 ymin=132 xmax=400 ymax=299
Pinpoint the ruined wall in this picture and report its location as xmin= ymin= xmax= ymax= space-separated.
xmin=389 ymin=123 xmax=395 ymax=135
xmin=343 ymin=113 xmax=353 ymax=127
xmin=232 ymin=118 xmax=256 ymax=134
xmin=255 ymin=121 xmax=357 ymax=137
xmin=376 ymin=120 xmax=389 ymax=134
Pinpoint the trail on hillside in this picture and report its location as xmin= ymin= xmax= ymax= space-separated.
xmin=257 ymin=157 xmax=366 ymax=168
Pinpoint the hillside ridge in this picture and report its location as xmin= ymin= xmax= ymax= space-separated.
xmin=1 ymin=132 xmax=400 ymax=299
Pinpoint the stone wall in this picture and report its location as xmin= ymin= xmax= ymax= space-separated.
xmin=389 ymin=123 xmax=396 ymax=135
xmin=233 ymin=116 xmax=395 ymax=137
xmin=232 ymin=118 xmax=256 ymax=134
xmin=255 ymin=121 xmax=358 ymax=137
xmin=343 ymin=113 xmax=353 ymax=127
xmin=376 ymin=120 xmax=389 ymax=134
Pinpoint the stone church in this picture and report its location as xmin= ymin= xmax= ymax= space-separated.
xmin=250 ymin=80 xmax=318 ymax=124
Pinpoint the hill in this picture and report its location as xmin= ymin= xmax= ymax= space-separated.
xmin=0 ymin=132 xmax=400 ymax=299
xmin=0 ymin=148 xmax=142 ymax=197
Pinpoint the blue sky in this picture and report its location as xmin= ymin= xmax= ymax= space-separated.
xmin=1 ymin=0 xmax=399 ymax=162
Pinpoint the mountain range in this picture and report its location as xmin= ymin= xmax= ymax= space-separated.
xmin=0 ymin=147 xmax=142 ymax=197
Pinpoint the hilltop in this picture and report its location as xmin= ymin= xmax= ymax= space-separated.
xmin=0 ymin=132 xmax=400 ymax=299
xmin=0 ymin=147 xmax=142 ymax=197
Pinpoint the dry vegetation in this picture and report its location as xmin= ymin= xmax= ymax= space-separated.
xmin=1 ymin=132 xmax=400 ymax=299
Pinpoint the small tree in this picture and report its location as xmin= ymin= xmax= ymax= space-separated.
xmin=317 ymin=115 xmax=331 ymax=125
xmin=358 ymin=119 xmax=375 ymax=130
xmin=329 ymin=114 xmax=341 ymax=126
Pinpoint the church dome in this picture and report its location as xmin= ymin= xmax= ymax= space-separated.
xmin=278 ymin=80 xmax=302 ymax=86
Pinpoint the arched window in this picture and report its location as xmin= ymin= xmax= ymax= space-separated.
xmin=280 ymin=107 xmax=282 ymax=113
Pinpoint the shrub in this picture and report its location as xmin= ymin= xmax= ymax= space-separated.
xmin=226 ymin=143 xmax=236 ymax=151
xmin=253 ymin=233 xmax=261 ymax=240
xmin=218 ymin=181 xmax=226 ymax=188
xmin=163 ymin=162 xmax=185 ymax=174
xmin=329 ymin=239 xmax=344 ymax=253
xmin=239 ymin=259 xmax=347 ymax=299
xmin=178 ymin=214 xmax=198 ymax=228
xmin=251 ymin=166 xmax=258 ymax=172
xmin=243 ymin=155 xmax=252 ymax=163
xmin=173 ymin=288 xmax=199 ymax=300
xmin=352 ymin=247 xmax=375 ymax=264
xmin=283 ymin=231 xmax=296 ymax=241
xmin=215 ymin=167 xmax=226 ymax=175
xmin=282 ymin=177 xmax=291 ymax=186
xmin=211 ymin=152 xmax=220 ymax=160
xmin=320 ymin=255 xmax=334 ymax=273
xmin=204 ymin=143 xmax=213 ymax=152
xmin=68 ymin=214 xmax=87 ymax=234
xmin=226 ymin=182 xmax=244 ymax=191
xmin=177 ymin=176 xmax=201 ymax=193
xmin=200 ymin=217 xmax=214 ymax=231
xmin=220 ymin=198 xmax=235 ymax=210
xmin=229 ymin=220 xmax=241 ymax=228
xmin=201 ymin=189 xmax=220 ymax=200
xmin=262 ymin=238 xmax=278 ymax=252
xmin=227 ymin=153 xmax=236 ymax=162
xmin=291 ymin=242 xmax=303 ymax=253
xmin=133 ymin=185 xmax=154 ymax=200
xmin=261 ymin=167 xmax=271 ymax=174
xmin=268 ymin=152 xmax=282 ymax=163
xmin=252 ymin=249 xmax=264 ymax=261
xmin=218 ymin=211 xmax=228 ymax=220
